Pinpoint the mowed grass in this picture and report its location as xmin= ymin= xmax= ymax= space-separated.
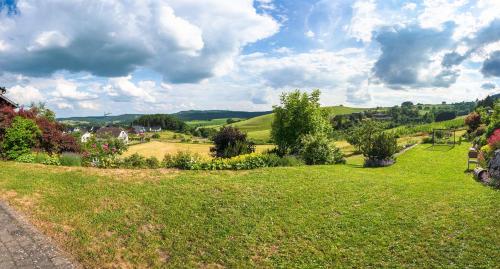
xmin=0 ymin=144 xmax=498 ymax=268
xmin=123 ymin=141 xmax=274 ymax=159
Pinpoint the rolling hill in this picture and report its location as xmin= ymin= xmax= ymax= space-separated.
xmin=58 ymin=110 xmax=272 ymax=125
xmin=229 ymin=106 xmax=367 ymax=143
xmin=172 ymin=110 xmax=272 ymax=121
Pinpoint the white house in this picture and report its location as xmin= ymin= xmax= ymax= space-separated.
xmin=81 ymin=132 xmax=92 ymax=143
xmin=96 ymin=127 xmax=129 ymax=144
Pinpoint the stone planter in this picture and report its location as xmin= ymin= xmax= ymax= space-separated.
xmin=364 ymin=158 xmax=395 ymax=167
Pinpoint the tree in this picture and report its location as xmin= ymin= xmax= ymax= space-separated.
xmin=132 ymin=114 xmax=189 ymax=132
xmin=210 ymin=126 xmax=255 ymax=158
xmin=271 ymin=90 xmax=331 ymax=155
xmin=0 ymin=106 xmax=79 ymax=154
xmin=434 ymin=111 xmax=456 ymax=122
xmin=1 ymin=116 xmax=41 ymax=159
xmin=401 ymin=101 xmax=414 ymax=108
xmin=347 ymin=120 xmax=383 ymax=153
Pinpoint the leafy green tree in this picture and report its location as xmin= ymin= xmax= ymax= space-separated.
xmin=347 ymin=120 xmax=382 ymax=153
xmin=271 ymin=90 xmax=332 ymax=155
xmin=2 ymin=116 xmax=41 ymax=159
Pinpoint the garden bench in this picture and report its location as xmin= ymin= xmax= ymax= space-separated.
xmin=467 ymin=148 xmax=479 ymax=170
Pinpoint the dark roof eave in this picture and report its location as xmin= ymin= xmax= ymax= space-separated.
xmin=0 ymin=95 xmax=18 ymax=108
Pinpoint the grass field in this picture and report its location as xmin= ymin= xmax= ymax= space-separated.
xmin=229 ymin=106 xmax=366 ymax=143
xmin=388 ymin=117 xmax=466 ymax=137
xmin=124 ymin=141 xmax=275 ymax=159
xmin=185 ymin=118 xmax=241 ymax=127
xmin=0 ymin=144 xmax=498 ymax=268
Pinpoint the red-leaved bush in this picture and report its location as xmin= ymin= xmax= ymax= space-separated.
xmin=0 ymin=106 xmax=80 ymax=154
xmin=487 ymin=129 xmax=500 ymax=149
xmin=465 ymin=112 xmax=481 ymax=131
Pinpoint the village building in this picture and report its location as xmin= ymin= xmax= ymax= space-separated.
xmin=0 ymin=87 xmax=18 ymax=110
xmin=81 ymin=132 xmax=92 ymax=143
xmin=95 ymin=127 xmax=129 ymax=144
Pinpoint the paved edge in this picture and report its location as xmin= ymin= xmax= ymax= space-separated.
xmin=0 ymin=200 xmax=79 ymax=269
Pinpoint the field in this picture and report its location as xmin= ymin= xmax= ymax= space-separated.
xmin=124 ymin=141 xmax=275 ymax=159
xmin=185 ymin=118 xmax=240 ymax=127
xmin=229 ymin=106 xmax=366 ymax=143
xmin=0 ymin=144 xmax=498 ymax=268
xmin=388 ymin=117 xmax=466 ymax=137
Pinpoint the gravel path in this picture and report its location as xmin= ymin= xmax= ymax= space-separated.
xmin=0 ymin=201 xmax=77 ymax=269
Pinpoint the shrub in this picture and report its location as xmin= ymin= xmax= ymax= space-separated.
xmin=210 ymin=126 xmax=255 ymax=158
xmin=146 ymin=156 xmax=160 ymax=169
xmin=39 ymin=154 xmax=61 ymax=166
xmin=435 ymin=111 xmax=457 ymax=122
xmin=465 ymin=112 xmax=481 ymax=131
xmin=121 ymin=153 xmax=148 ymax=169
xmin=205 ymin=153 xmax=281 ymax=170
xmin=163 ymin=151 xmax=203 ymax=170
xmin=275 ymin=155 xmax=304 ymax=167
xmin=151 ymin=133 xmax=160 ymax=139
xmin=271 ymin=90 xmax=332 ymax=155
xmin=300 ymin=134 xmax=345 ymax=165
xmin=16 ymin=153 xmax=36 ymax=163
xmin=81 ymin=136 xmax=127 ymax=168
xmin=59 ymin=152 xmax=82 ymax=167
xmin=487 ymin=129 xmax=500 ymax=149
xmin=422 ymin=136 xmax=433 ymax=144
xmin=162 ymin=152 xmax=296 ymax=170
xmin=2 ymin=117 xmax=41 ymax=159
xmin=361 ymin=132 xmax=398 ymax=165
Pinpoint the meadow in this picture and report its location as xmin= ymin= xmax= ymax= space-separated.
xmin=0 ymin=144 xmax=497 ymax=268
xmin=124 ymin=141 xmax=275 ymax=159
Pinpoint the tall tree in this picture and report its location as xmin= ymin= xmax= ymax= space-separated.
xmin=271 ymin=89 xmax=331 ymax=155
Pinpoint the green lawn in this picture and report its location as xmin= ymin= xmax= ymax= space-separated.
xmin=0 ymin=144 xmax=498 ymax=268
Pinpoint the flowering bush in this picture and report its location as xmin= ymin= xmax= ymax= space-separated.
xmin=487 ymin=129 xmax=500 ymax=149
xmin=81 ymin=136 xmax=127 ymax=168
xmin=163 ymin=152 xmax=286 ymax=170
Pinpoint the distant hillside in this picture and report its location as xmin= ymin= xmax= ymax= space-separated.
xmin=171 ymin=110 xmax=272 ymax=121
xmin=58 ymin=114 xmax=143 ymax=125
xmin=58 ymin=110 xmax=272 ymax=125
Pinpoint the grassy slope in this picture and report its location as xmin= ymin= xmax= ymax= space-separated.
xmin=230 ymin=106 xmax=366 ymax=143
xmin=0 ymin=144 xmax=498 ymax=268
xmin=388 ymin=117 xmax=466 ymax=137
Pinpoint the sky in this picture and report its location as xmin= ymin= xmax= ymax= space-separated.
xmin=0 ymin=0 xmax=499 ymax=117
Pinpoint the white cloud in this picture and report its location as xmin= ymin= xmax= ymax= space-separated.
xmin=403 ymin=3 xmax=417 ymax=11
xmin=7 ymin=85 xmax=43 ymax=105
xmin=0 ymin=0 xmax=279 ymax=83
xmin=78 ymin=101 xmax=99 ymax=110
xmin=105 ymin=76 xmax=156 ymax=103
xmin=348 ymin=0 xmax=381 ymax=42
xmin=51 ymin=78 xmax=98 ymax=101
